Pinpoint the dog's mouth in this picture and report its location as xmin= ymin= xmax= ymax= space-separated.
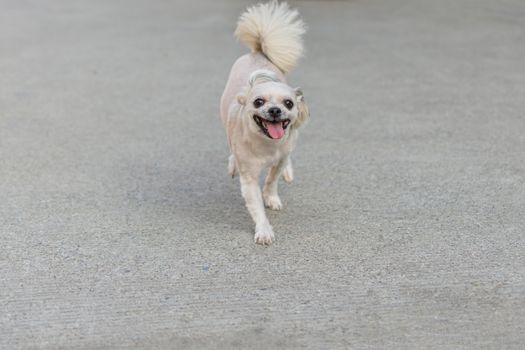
xmin=253 ymin=115 xmax=291 ymax=140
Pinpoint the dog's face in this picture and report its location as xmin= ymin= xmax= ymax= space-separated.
xmin=238 ymin=81 xmax=307 ymax=140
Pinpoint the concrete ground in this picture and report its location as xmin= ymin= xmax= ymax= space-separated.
xmin=1 ymin=0 xmax=525 ymax=348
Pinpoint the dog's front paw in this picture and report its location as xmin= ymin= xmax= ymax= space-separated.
xmin=263 ymin=194 xmax=283 ymax=211
xmin=254 ymin=224 xmax=275 ymax=245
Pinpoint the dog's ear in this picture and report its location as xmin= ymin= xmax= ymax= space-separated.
xmin=236 ymin=93 xmax=246 ymax=106
xmin=293 ymin=87 xmax=309 ymax=129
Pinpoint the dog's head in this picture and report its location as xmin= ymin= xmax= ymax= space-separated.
xmin=237 ymin=70 xmax=309 ymax=140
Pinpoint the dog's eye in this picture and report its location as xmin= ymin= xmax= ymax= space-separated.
xmin=284 ymin=99 xmax=294 ymax=110
xmin=253 ymin=98 xmax=265 ymax=108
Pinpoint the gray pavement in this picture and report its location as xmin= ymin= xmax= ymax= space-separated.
xmin=1 ymin=0 xmax=525 ymax=348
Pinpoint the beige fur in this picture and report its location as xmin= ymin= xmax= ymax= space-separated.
xmin=220 ymin=1 xmax=309 ymax=245
xmin=235 ymin=0 xmax=306 ymax=74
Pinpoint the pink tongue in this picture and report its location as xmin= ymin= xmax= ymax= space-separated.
xmin=265 ymin=122 xmax=285 ymax=139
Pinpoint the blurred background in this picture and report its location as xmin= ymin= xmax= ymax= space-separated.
xmin=1 ymin=0 xmax=524 ymax=348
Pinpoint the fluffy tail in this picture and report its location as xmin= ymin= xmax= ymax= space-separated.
xmin=234 ymin=1 xmax=306 ymax=74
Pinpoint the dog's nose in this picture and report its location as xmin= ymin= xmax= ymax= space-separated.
xmin=268 ymin=107 xmax=282 ymax=118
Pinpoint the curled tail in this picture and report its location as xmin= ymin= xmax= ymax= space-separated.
xmin=234 ymin=1 xmax=306 ymax=74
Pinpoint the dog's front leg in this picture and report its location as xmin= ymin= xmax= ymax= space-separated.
xmin=263 ymin=157 xmax=288 ymax=211
xmin=239 ymin=174 xmax=274 ymax=245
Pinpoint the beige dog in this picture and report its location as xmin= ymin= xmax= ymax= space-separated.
xmin=220 ymin=1 xmax=309 ymax=245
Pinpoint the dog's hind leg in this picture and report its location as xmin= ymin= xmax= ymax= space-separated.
xmin=228 ymin=154 xmax=238 ymax=178
xmin=282 ymin=157 xmax=293 ymax=184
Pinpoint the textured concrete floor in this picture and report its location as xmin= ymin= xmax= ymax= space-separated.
xmin=1 ymin=0 xmax=525 ymax=349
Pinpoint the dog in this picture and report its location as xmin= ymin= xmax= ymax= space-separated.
xmin=220 ymin=1 xmax=309 ymax=245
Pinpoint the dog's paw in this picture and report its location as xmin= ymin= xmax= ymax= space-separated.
xmin=282 ymin=167 xmax=293 ymax=184
xmin=254 ymin=225 xmax=275 ymax=245
xmin=228 ymin=155 xmax=237 ymax=178
xmin=282 ymin=161 xmax=293 ymax=184
xmin=263 ymin=194 xmax=283 ymax=211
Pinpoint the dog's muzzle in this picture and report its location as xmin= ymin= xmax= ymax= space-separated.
xmin=253 ymin=115 xmax=291 ymax=140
